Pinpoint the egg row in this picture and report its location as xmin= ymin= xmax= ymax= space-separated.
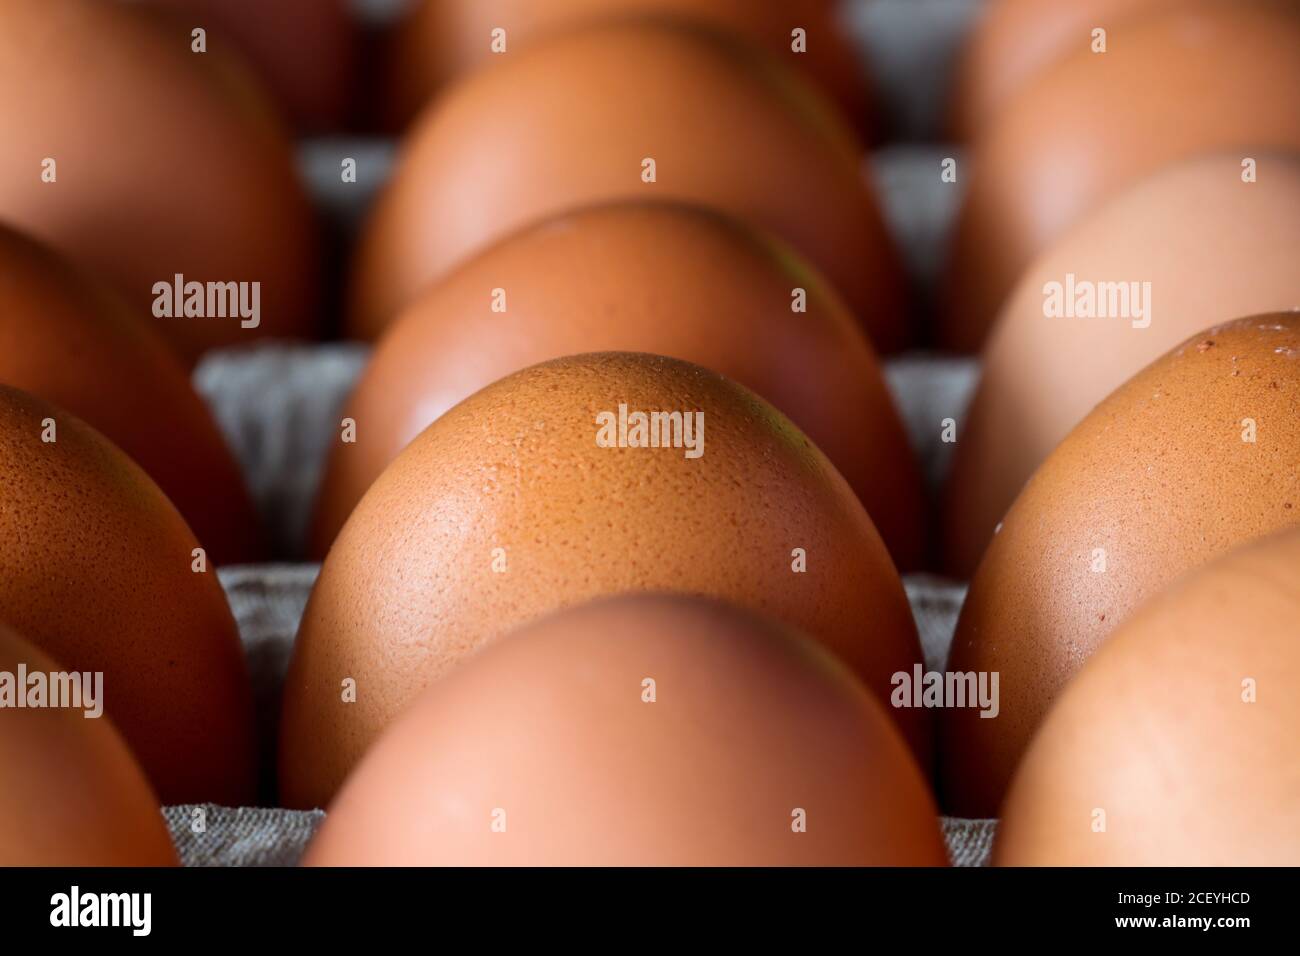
xmin=8 ymin=142 xmax=1300 ymax=582
xmin=288 ymin=315 xmax=1300 ymax=841
xmin=304 ymin=517 xmax=1300 ymax=866
xmin=945 ymin=0 xmax=1300 ymax=558
xmin=2 ymin=0 xmax=926 ymax=563
xmin=13 ymin=0 xmax=1296 ymax=354
xmin=907 ymin=2 xmax=1300 ymax=864
xmin=3 ymin=311 xmax=1299 ymax=862
xmin=947 ymin=0 xmax=1300 ymax=341
xmin=937 ymin=1 xmax=1300 ymax=825
xmin=10 ymin=1 xmax=1300 ymax=574
xmin=0 ymin=0 xmax=896 ymax=363
xmin=3 ymin=0 xmax=1299 ymax=865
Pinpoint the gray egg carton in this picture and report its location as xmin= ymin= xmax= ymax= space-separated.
xmin=168 ymin=0 xmax=996 ymax=866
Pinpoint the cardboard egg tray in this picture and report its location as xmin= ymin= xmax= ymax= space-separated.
xmin=167 ymin=0 xmax=995 ymax=865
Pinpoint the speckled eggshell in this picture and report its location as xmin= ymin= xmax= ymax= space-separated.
xmin=948 ymin=0 xmax=1183 ymax=140
xmin=349 ymin=19 xmax=905 ymax=350
xmin=314 ymin=202 xmax=923 ymax=569
xmin=945 ymin=154 xmax=1300 ymax=577
xmin=942 ymin=0 xmax=1300 ymax=351
xmin=0 ymin=0 xmax=319 ymax=363
xmin=0 ymin=625 xmax=178 ymax=866
xmin=0 ymin=385 xmax=255 ymax=804
xmin=996 ymin=527 xmax=1300 ymax=865
xmin=0 ymin=223 xmax=262 ymax=564
xmin=382 ymin=0 xmax=874 ymax=136
xmin=303 ymin=595 xmax=947 ymax=866
xmin=142 ymin=0 xmax=358 ymax=130
xmin=281 ymin=352 xmax=925 ymax=809
xmin=941 ymin=314 xmax=1300 ymax=817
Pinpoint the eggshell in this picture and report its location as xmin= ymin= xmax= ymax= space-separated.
xmin=383 ymin=0 xmax=873 ymax=136
xmin=141 ymin=0 xmax=358 ymax=130
xmin=315 ymin=202 xmax=923 ymax=568
xmin=0 ymin=0 xmax=319 ymax=363
xmin=304 ymin=595 xmax=946 ymax=866
xmin=0 ymin=385 xmax=255 ymax=804
xmin=941 ymin=314 xmax=1300 ymax=817
xmin=948 ymin=0 xmax=1179 ymax=140
xmin=942 ymin=0 xmax=1300 ymax=350
xmin=349 ymin=19 xmax=905 ymax=350
xmin=996 ymin=527 xmax=1300 ymax=865
xmin=281 ymin=352 xmax=925 ymax=808
xmin=945 ymin=153 xmax=1300 ymax=576
xmin=0 ymin=223 xmax=262 ymax=564
xmin=0 ymin=625 xmax=177 ymax=866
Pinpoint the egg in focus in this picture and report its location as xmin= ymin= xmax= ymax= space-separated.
xmin=942 ymin=314 xmax=1300 ymax=817
xmin=282 ymin=352 xmax=925 ymax=809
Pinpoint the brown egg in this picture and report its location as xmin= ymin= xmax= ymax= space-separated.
xmin=996 ymin=527 xmax=1300 ymax=865
xmin=942 ymin=0 xmax=1300 ymax=351
xmin=0 ymin=223 xmax=262 ymax=565
xmin=0 ymin=385 xmax=255 ymax=804
xmin=281 ymin=352 xmax=925 ymax=808
xmin=315 ymin=202 xmax=923 ymax=568
xmin=0 ymin=0 xmax=319 ymax=363
xmin=304 ymin=595 xmax=946 ymax=866
xmin=349 ymin=19 xmax=905 ymax=350
xmin=0 ymin=625 xmax=177 ymax=866
xmin=141 ymin=0 xmax=358 ymax=130
xmin=945 ymin=153 xmax=1300 ymax=577
xmin=948 ymin=0 xmax=1180 ymax=140
xmin=941 ymin=314 xmax=1300 ymax=817
xmin=383 ymin=0 xmax=873 ymax=136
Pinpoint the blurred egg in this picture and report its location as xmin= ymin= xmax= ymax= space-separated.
xmin=942 ymin=0 xmax=1300 ymax=350
xmin=383 ymin=0 xmax=873 ymax=135
xmin=0 ymin=0 xmax=319 ymax=363
xmin=948 ymin=0 xmax=1180 ymax=140
xmin=315 ymin=201 xmax=923 ymax=568
xmin=0 ymin=223 xmax=262 ymax=564
xmin=996 ymin=527 xmax=1300 ymax=864
xmin=0 ymin=385 xmax=255 ymax=804
xmin=304 ymin=595 xmax=947 ymax=866
xmin=0 ymin=625 xmax=177 ymax=866
xmin=281 ymin=352 xmax=925 ymax=808
xmin=139 ymin=0 xmax=358 ymax=130
xmin=349 ymin=19 xmax=906 ymax=349
xmin=945 ymin=153 xmax=1300 ymax=576
xmin=942 ymin=314 xmax=1300 ymax=816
